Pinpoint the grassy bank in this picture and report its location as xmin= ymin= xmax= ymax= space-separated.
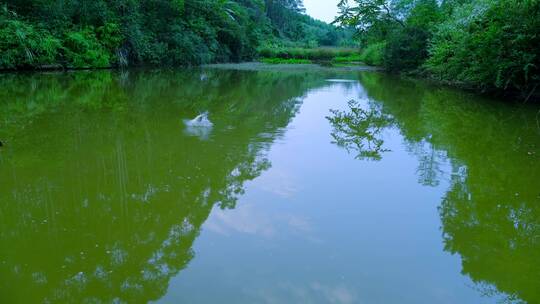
xmin=261 ymin=58 xmax=312 ymax=64
xmin=258 ymin=47 xmax=359 ymax=62
xmin=257 ymin=47 xmax=387 ymax=66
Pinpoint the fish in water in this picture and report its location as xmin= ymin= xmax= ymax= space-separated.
xmin=0 ymin=140 xmax=3 ymax=147
xmin=184 ymin=112 xmax=213 ymax=127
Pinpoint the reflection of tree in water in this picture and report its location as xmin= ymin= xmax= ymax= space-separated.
xmin=326 ymin=99 xmax=393 ymax=161
xmin=0 ymin=69 xmax=333 ymax=303
xmin=326 ymin=97 xmax=446 ymax=187
xmin=347 ymin=72 xmax=540 ymax=303
xmin=439 ymin=163 xmax=540 ymax=304
xmin=404 ymin=140 xmax=447 ymax=187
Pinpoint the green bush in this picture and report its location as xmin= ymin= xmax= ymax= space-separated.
xmin=384 ymin=27 xmax=430 ymax=71
xmin=96 ymin=22 xmax=123 ymax=52
xmin=0 ymin=17 xmax=61 ymax=69
xmin=425 ymin=0 xmax=540 ymax=95
xmin=359 ymin=43 xmax=385 ymax=66
xmin=63 ymin=27 xmax=110 ymax=68
xmin=166 ymin=26 xmax=213 ymax=65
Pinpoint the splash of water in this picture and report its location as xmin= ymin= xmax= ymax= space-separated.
xmin=184 ymin=112 xmax=213 ymax=127
xmin=183 ymin=112 xmax=213 ymax=140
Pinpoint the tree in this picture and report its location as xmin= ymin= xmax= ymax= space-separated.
xmin=334 ymin=0 xmax=404 ymax=30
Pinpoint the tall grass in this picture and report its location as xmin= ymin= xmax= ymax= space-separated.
xmin=258 ymin=47 xmax=359 ymax=61
xmin=332 ymin=54 xmax=362 ymax=63
xmin=261 ymin=58 xmax=312 ymax=64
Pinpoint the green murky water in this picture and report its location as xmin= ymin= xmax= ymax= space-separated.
xmin=1 ymin=65 xmax=539 ymax=303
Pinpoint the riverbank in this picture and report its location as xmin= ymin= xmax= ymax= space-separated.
xmin=249 ymin=58 xmax=540 ymax=103
xmin=206 ymin=62 xmax=381 ymax=72
xmin=403 ymin=69 xmax=540 ymax=103
xmin=0 ymin=1 xmax=356 ymax=72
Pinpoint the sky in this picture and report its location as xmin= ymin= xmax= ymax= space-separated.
xmin=303 ymin=0 xmax=339 ymax=23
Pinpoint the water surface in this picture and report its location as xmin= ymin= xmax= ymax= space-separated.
xmin=1 ymin=66 xmax=539 ymax=303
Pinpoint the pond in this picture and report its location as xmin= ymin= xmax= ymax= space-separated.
xmin=0 ymin=65 xmax=539 ymax=303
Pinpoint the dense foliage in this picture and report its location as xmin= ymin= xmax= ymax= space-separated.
xmin=336 ymin=0 xmax=540 ymax=99
xmin=0 ymin=0 xmax=351 ymax=69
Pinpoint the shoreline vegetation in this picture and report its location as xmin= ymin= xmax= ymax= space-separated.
xmin=334 ymin=0 xmax=539 ymax=102
xmin=257 ymin=47 xmax=365 ymax=65
xmin=0 ymin=1 xmax=356 ymax=70
xmin=1 ymin=0 xmax=539 ymax=102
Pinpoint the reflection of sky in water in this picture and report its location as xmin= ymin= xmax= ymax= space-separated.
xmin=252 ymin=168 xmax=300 ymax=198
xmin=157 ymin=83 xmax=498 ymax=304
xmin=205 ymin=204 xmax=315 ymax=241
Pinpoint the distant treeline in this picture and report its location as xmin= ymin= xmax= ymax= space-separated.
xmin=336 ymin=0 xmax=540 ymax=99
xmin=0 ymin=0 xmax=354 ymax=69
